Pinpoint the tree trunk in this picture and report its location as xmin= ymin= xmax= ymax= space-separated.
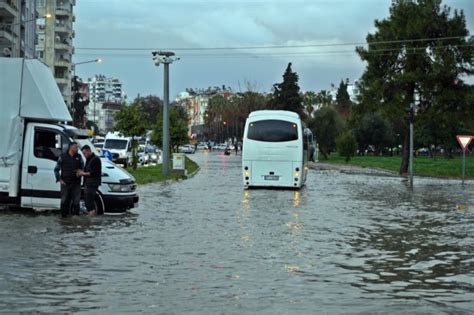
xmin=399 ymin=127 xmax=409 ymax=176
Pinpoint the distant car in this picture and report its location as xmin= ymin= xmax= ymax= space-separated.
xmin=94 ymin=142 xmax=104 ymax=155
xmin=216 ymin=143 xmax=228 ymax=150
xmin=178 ymin=144 xmax=196 ymax=154
xmin=137 ymin=145 xmax=150 ymax=165
xmin=146 ymin=145 xmax=160 ymax=163
xmin=196 ymin=143 xmax=208 ymax=150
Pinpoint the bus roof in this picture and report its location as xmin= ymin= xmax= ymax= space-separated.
xmin=248 ymin=110 xmax=301 ymax=120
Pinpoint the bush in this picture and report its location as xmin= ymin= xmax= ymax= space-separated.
xmin=336 ymin=131 xmax=358 ymax=162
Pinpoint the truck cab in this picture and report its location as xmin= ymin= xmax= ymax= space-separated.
xmin=20 ymin=123 xmax=138 ymax=213
xmin=0 ymin=58 xmax=138 ymax=213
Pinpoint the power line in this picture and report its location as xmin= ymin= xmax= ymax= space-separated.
xmin=75 ymin=36 xmax=470 ymax=51
xmin=75 ymin=44 xmax=473 ymax=59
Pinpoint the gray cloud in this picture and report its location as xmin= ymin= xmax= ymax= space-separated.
xmin=74 ymin=0 xmax=474 ymax=99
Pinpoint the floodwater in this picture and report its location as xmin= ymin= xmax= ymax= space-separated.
xmin=0 ymin=152 xmax=473 ymax=314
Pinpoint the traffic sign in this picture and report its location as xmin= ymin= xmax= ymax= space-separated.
xmin=456 ymin=135 xmax=473 ymax=152
xmin=456 ymin=135 xmax=473 ymax=185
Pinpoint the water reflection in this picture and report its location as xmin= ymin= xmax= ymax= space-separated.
xmin=0 ymin=153 xmax=473 ymax=314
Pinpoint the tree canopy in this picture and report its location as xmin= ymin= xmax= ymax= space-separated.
xmin=355 ymin=0 xmax=473 ymax=174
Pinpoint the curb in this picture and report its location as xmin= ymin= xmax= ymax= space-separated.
xmin=186 ymin=166 xmax=201 ymax=179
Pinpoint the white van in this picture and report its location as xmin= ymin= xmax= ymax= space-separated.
xmin=0 ymin=58 xmax=138 ymax=213
xmin=103 ymin=132 xmax=133 ymax=168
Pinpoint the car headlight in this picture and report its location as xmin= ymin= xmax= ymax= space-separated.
xmin=108 ymin=184 xmax=135 ymax=192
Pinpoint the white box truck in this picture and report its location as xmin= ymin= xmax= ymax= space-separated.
xmin=0 ymin=58 xmax=138 ymax=213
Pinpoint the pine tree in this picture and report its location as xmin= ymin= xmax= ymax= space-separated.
xmin=335 ymin=80 xmax=352 ymax=118
xmin=270 ymin=63 xmax=305 ymax=119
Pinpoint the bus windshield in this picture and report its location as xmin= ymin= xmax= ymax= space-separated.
xmin=247 ymin=119 xmax=298 ymax=142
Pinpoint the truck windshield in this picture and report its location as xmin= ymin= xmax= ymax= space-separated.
xmin=247 ymin=119 xmax=299 ymax=142
xmin=105 ymin=139 xmax=128 ymax=150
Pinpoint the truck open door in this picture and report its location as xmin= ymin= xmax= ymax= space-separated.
xmin=21 ymin=124 xmax=69 ymax=209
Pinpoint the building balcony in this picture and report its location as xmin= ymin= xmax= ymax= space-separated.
xmin=56 ymin=77 xmax=70 ymax=85
xmin=54 ymin=23 xmax=71 ymax=34
xmin=55 ymin=6 xmax=71 ymax=17
xmin=54 ymin=42 xmax=72 ymax=52
xmin=0 ymin=1 xmax=17 ymax=19
xmin=0 ymin=29 xmax=15 ymax=45
xmin=54 ymin=58 xmax=71 ymax=67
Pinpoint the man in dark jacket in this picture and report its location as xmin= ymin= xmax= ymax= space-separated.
xmin=77 ymin=145 xmax=102 ymax=216
xmin=54 ymin=142 xmax=83 ymax=217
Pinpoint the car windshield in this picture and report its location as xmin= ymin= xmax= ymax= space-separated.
xmin=104 ymin=139 xmax=128 ymax=150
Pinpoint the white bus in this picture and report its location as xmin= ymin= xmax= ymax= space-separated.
xmin=242 ymin=110 xmax=312 ymax=189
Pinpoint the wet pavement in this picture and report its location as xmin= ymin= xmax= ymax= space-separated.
xmin=0 ymin=151 xmax=473 ymax=314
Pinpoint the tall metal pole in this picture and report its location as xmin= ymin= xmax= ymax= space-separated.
xmin=162 ymin=62 xmax=170 ymax=176
xmin=462 ymin=149 xmax=466 ymax=186
xmin=409 ymin=101 xmax=414 ymax=188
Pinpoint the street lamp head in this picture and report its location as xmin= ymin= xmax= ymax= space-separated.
xmin=96 ymin=58 xmax=103 ymax=63
xmin=44 ymin=13 xmax=52 ymax=19
xmin=152 ymin=50 xmax=179 ymax=66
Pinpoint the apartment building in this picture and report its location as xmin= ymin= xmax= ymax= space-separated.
xmin=87 ymin=75 xmax=125 ymax=133
xmin=175 ymin=86 xmax=234 ymax=140
xmin=0 ymin=0 xmax=37 ymax=58
xmin=36 ymin=0 xmax=75 ymax=107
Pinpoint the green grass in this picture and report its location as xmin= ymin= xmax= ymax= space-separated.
xmin=324 ymin=154 xmax=474 ymax=178
xmin=128 ymin=156 xmax=199 ymax=185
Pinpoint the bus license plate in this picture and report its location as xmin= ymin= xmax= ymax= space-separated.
xmin=264 ymin=175 xmax=279 ymax=181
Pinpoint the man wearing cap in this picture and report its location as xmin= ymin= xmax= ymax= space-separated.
xmin=54 ymin=142 xmax=83 ymax=217
xmin=77 ymin=145 xmax=102 ymax=216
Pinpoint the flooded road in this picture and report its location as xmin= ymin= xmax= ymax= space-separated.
xmin=1 ymin=152 xmax=473 ymax=314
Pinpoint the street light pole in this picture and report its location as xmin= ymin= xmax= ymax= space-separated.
xmin=163 ymin=61 xmax=170 ymax=176
xmin=152 ymin=51 xmax=179 ymax=176
xmin=409 ymin=100 xmax=414 ymax=188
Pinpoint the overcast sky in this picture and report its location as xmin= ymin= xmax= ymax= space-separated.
xmin=73 ymin=0 xmax=474 ymax=101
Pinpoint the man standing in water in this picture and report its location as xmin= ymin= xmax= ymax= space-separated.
xmin=54 ymin=142 xmax=83 ymax=217
xmin=77 ymin=145 xmax=102 ymax=216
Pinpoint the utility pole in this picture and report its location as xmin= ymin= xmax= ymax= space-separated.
xmin=152 ymin=51 xmax=180 ymax=176
xmin=409 ymin=101 xmax=414 ymax=188
xmin=163 ymin=61 xmax=170 ymax=176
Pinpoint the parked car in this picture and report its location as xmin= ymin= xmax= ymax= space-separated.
xmin=137 ymin=145 xmax=150 ymax=165
xmin=178 ymin=144 xmax=196 ymax=154
xmin=146 ymin=145 xmax=161 ymax=163
xmin=216 ymin=143 xmax=228 ymax=150
xmin=196 ymin=143 xmax=208 ymax=150
xmin=94 ymin=142 xmax=104 ymax=155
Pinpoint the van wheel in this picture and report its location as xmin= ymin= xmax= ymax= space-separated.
xmin=96 ymin=195 xmax=105 ymax=215
xmin=79 ymin=195 xmax=104 ymax=215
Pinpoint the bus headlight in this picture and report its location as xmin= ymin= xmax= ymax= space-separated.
xmin=294 ymin=172 xmax=300 ymax=178
xmin=244 ymin=170 xmax=250 ymax=177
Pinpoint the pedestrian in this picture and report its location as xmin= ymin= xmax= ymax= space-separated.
xmin=54 ymin=142 xmax=83 ymax=217
xmin=235 ymin=143 xmax=238 ymax=155
xmin=77 ymin=145 xmax=102 ymax=216
xmin=310 ymin=145 xmax=316 ymax=162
